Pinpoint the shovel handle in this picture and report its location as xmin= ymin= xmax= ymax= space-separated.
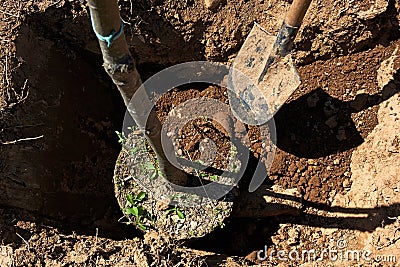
xmin=258 ymin=0 xmax=312 ymax=80
xmin=286 ymin=0 xmax=312 ymax=27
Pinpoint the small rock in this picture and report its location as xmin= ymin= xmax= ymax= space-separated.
xmin=342 ymin=178 xmax=351 ymax=188
xmin=204 ymin=0 xmax=223 ymax=10
xmin=336 ymin=128 xmax=347 ymax=141
xmin=307 ymin=159 xmax=318 ymax=165
xmin=325 ymin=116 xmax=338 ymax=129
xmin=323 ymin=100 xmax=339 ymax=117
xmin=307 ymin=92 xmax=319 ymax=107
xmin=350 ymin=93 xmax=368 ymax=111
xmin=156 ymin=201 xmax=170 ymax=211
xmin=245 ymin=251 xmax=258 ymax=262
xmin=190 ymin=221 xmax=197 ymax=229
xmin=234 ymin=120 xmax=246 ymax=134
xmin=333 ymin=158 xmax=340 ymax=165
xmin=177 ymin=149 xmax=183 ymax=156
xmin=288 ymin=163 xmax=297 ymax=174
xmin=287 ymin=228 xmax=300 ymax=245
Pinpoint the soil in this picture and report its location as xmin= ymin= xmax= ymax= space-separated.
xmin=0 ymin=0 xmax=399 ymax=266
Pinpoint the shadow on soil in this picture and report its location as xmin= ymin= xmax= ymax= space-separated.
xmin=0 ymin=20 xmax=136 ymax=239
xmin=273 ymin=79 xmax=400 ymax=158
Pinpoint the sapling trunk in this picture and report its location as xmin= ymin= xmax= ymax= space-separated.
xmin=88 ymin=0 xmax=187 ymax=186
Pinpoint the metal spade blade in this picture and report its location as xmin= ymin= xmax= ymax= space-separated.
xmin=228 ymin=23 xmax=301 ymax=126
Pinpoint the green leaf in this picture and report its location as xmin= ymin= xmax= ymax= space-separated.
xmin=126 ymin=194 xmax=135 ymax=206
xmin=137 ymin=221 xmax=147 ymax=230
xmin=150 ymin=170 xmax=157 ymax=180
xmin=176 ymin=210 xmax=185 ymax=219
xmin=136 ymin=192 xmax=146 ymax=202
xmin=144 ymin=163 xmax=155 ymax=170
xmin=125 ymin=206 xmax=139 ymax=216
xmin=210 ymin=175 xmax=219 ymax=181
xmin=115 ymin=131 xmax=126 ymax=144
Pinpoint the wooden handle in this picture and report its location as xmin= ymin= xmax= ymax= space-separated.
xmin=285 ymin=0 xmax=312 ymax=27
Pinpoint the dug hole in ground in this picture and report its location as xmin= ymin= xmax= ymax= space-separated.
xmin=0 ymin=0 xmax=399 ymax=266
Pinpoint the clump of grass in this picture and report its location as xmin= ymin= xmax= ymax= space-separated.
xmin=124 ymin=191 xmax=151 ymax=230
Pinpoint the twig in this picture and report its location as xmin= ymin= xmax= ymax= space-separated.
xmin=1 ymin=135 xmax=44 ymax=145
xmin=18 ymin=79 xmax=29 ymax=102
xmin=15 ymin=232 xmax=30 ymax=250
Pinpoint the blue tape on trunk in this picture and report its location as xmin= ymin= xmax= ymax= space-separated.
xmin=91 ymin=17 xmax=124 ymax=48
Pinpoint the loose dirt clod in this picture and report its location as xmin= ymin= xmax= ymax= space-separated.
xmin=204 ymin=0 xmax=224 ymax=10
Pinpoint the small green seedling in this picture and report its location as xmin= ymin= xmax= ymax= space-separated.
xmin=166 ymin=205 xmax=185 ymax=220
xmin=125 ymin=192 xmax=148 ymax=230
xmin=116 ymin=131 xmax=127 ymax=144
xmin=198 ymin=172 xmax=219 ymax=181
xmin=116 ymin=129 xmax=147 ymax=156
xmin=143 ymin=162 xmax=162 ymax=179
xmin=209 ymin=174 xmax=219 ymax=181
xmin=196 ymin=159 xmax=206 ymax=165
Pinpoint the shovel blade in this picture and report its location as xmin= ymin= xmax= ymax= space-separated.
xmin=229 ymin=23 xmax=301 ymax=125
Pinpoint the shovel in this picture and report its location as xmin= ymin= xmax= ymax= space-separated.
xmin=229 ymin=0 xmax=312 ymax=125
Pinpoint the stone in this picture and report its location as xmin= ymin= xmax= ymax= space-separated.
xmin=323 ymin=100 xmax=339 ymax=117
xmin=336 ymin=128 xmax=347 ymax=141
xmin=307 ymin=92 xmax=320 ymax=107
xmin=325 ymin=116 xmax=338 ymax=129
xmin=350 ymin=93 xmax=368 ymax=111
xmin=342 ymin=178 xmax=351 ymax=188
xmin=204 ymin=0 xmax=223 ymax=10
xmin=307 ymin=159 xmax=318 ymax=165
